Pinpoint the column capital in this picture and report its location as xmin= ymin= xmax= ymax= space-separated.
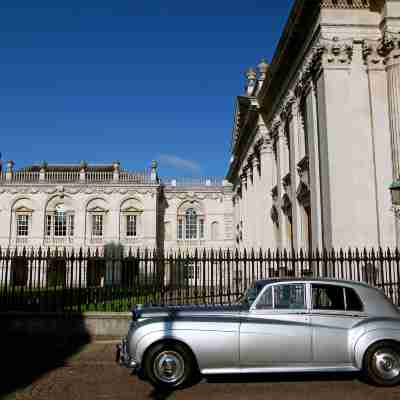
xmin=363 ymin=39 xmax=385 ymax=69
xmin=258 ymin=136 xmax=273 ymax=155
xmin=240 ymin=172 xmax=247 ymax=186
xmin=379 ymin=32 xmax=400 ymax=68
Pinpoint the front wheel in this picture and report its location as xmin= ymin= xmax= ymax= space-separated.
xmin=144 ymin=342 xmax=196 ymax=389
xmin=364 ymin=341 xmax=400 ymax=386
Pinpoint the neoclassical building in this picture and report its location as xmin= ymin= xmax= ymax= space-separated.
xmin=0 ymin=160 xmax=234 ymax=253
xmin=227 ymin=0 xmax=400 ymax=250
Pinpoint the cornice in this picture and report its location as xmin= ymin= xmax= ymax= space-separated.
xmin=0 ymin=185 xmax=158 ymax=196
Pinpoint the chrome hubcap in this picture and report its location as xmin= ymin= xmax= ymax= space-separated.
xmin=153 ymin=351 xmax=185 ymax=384
xmin=373 ymin=348 xmax=400 ymax=380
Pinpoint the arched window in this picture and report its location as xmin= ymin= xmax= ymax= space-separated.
xmin=177 ymin=203 xmax=205 ymax=240
xmin=45 ymin=201 xmax=75 ymax=242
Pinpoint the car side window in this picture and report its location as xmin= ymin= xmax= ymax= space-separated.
xmin=345 ymin=287 xmax=363 ymax=312
xmin=312 ymin=284 xmax=345 ymax=311
xmin=274 ymin=284 xmax=306 ymax=309
xmin=256 ymin=284 xmax=306 ymax=310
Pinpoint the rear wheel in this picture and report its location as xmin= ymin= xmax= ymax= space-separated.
xmin=144 ymin=342 xmax=196 ymax=389
xmin=364 ymin=341 xmax=400 ymax=386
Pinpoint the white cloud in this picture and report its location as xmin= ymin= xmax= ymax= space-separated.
xmin=158 ymin=154 xmax=202 ymax=174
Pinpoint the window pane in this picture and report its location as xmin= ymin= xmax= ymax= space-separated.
xmin=16 ymin=215 xmax=29 ymax=237
xmin=346 ymin=288 xmax=363 ymax=312
xmin=126 ymin=215 xmax=137 ymax=237
xmin=312 ymin=284 xmax=345 ymax=311
xmin=54 ymin=211 xmax=66 ymax=237
xmin=92 ymin=215 xmax=103 ymax=237
xmin=177 ymin=218 xmax=183 ymax=239
xmin=46 ymin=215 xmax=52 ymax=236
xmin=185 ymin=209 xmax=197 ymax=239
xmin=199 ymin=219 xmax=204 ymax=239
xmin=69 ymin=215 xmax=74 ymax=237
xmin=274 ymin=284 xmax=305 ymax=309
xmin=256 ymin=287 xmax=273 ymax=309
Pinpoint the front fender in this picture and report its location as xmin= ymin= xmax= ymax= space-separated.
xmin=130 ymin=321 xmax=239 ymax=371
xmin=354 ymin=329 xmax=400 ymax=369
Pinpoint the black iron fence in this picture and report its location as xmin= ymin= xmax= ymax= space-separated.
xmin=1 ymin=247 xmax=400 ymax=312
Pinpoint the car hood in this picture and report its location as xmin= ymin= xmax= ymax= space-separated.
xmin=132 ymin=304 xmax=249 ymax=321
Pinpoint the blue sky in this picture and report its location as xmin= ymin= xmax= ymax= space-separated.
xmin=0 ymin=0 xmax=294 ymax=179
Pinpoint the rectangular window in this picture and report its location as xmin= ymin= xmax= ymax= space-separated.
xmin=16 ymin=214 xmax=29 ymax=237
xmin=46 ymin=215 xmax=52 ymax=236
xmin=54 ymin=211 xmax=67 ymax=237
xmin=177 ymin=218 xmax=183 ymax=240
xmin=68 ymin=215 xmax=74 ymax=237
xmin=92 ymin=214 xmax=103 ymax=237
xmin=126 ymin=215 xmax=137 ymax=237
xmin=199 ymin=219 xmax=204 ymax=239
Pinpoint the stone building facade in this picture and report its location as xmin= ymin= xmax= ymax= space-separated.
xmin=227 ymin=0 xmax=400 ymax=250
xmin=0 ymin=160 xmax=234 ymax=253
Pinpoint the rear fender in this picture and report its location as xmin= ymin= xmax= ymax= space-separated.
xmin=354 ymin=329 xmax=400 ymax=369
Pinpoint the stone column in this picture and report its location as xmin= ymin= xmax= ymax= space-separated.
xmin=276 ymin=124 xmax=290 ymax=250
xmin=246 ymin=157 xmax=255 ymax=249
xmin=246 ymin=164 xmax=254 ymax=249
xmin=251 ymin=152 xmax=261 ymax=249
xmin=240 ymin=172 xmax=247 ymax=249
xmin=259 ymin=135 xmax=275 ymax=250
xmin=381 ymin=33 xmax=400 ymax=180
xmin=288 ymin=97 xmax=304 ymax=251
xmin=308 ymin=80 xmax=324 ymax=250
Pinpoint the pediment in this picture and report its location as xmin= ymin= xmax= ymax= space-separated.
xmin=88 ymin=206 xmax=108 ymax=213
xmin=15 ymin=206 xmax=34 ymax=213
xmin=121 ymin=206 xmax=142 ymax=214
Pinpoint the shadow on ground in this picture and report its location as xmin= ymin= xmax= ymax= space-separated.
xmin=0 ymin=315 xmax=90 ymax=398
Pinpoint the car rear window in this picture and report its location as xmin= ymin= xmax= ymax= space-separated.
xmin=345 ymin=287 xmax=363 ymax=312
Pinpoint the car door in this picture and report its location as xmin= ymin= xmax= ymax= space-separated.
xmin=239 ymin=282 xmax=312 ymax=367
xmin=310 ymin=283 xmax=368 ymax=366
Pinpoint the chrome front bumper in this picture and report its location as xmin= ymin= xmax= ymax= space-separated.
xmin=116 ymin=338 xmax=140 ymax=372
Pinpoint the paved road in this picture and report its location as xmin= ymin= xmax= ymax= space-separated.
xmin=8 ymin=342 xmax=400 ymax=400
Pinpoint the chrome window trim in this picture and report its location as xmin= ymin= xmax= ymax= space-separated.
xmin=251 ymin=281 xmax=309 ymax=313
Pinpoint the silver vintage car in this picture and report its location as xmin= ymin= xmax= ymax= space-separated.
xmin=117 ymin=279 xmax=400 ymax=389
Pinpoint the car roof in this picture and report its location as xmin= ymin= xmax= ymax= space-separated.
xmin=255 ymin=278 xmax=371 ymax=289
xmin=254 ymin=278 xmax=400 ymax=318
